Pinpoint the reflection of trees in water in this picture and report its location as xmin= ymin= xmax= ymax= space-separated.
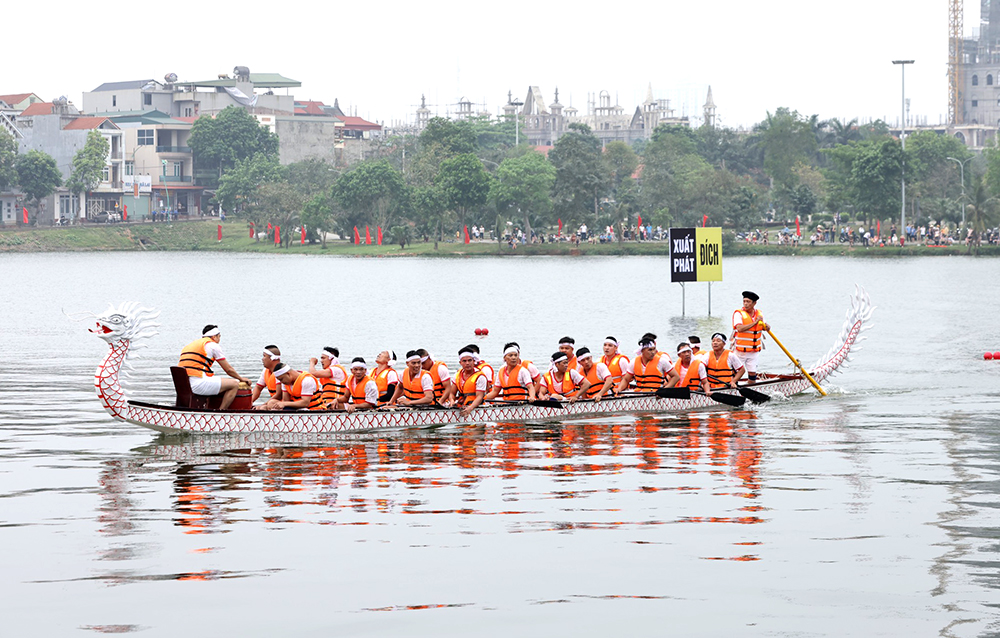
xmin=108 ymin=414 xmax=764 ymax=537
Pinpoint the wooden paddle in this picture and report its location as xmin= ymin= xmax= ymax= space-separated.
xmin=656 ymin=386 xmax=746 ymax=407
xmin=737 ymin=387 xmax=771 ymax=403
xmin=765 ymin=328 xmax=826 ymax=396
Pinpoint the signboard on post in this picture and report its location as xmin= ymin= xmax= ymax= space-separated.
xmin=123 ymin=175 xmax=152 ymax=194
xmin=670 ymin=227 xmax=723 ymax=315
xmin=670 ymin=227 xmax=722 ymax=282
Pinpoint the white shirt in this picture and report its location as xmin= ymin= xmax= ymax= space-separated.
xmin=546 ymin=367 xmax=584 ymax=392
xmin=281 ymin=374 xmax=318 ymax=397
xmin=631 ymin=353 xmax=672 ymax=375
xmin=204 ymin=340 xmax=225 ymax=362
xmin=432 ymin=362 xmax=450 ymax=384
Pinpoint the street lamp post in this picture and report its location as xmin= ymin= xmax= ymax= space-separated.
xmin=893 ymin=59 xmax=914 ymax=242
xmin=161 ymin=159 xmax=170 ymax=217
xmin=511 ymin=98 xmax=523 ymax=146
xmin=947 ymin=156 xmax=972 ymax=226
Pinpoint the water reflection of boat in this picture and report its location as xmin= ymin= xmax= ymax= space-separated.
xmin=88 ymin=288 xmax=872 ymax=435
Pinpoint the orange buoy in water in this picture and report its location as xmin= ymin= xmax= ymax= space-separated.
xmin=994 ymin=352 xmax=1000 ymax=360
xmin=482 ymin=328 xmax=489 ymax=335
xmin=475 ymin=328 xmax=483 ymax=336
xmin=986 ymin=352 xmax=995 ymax=360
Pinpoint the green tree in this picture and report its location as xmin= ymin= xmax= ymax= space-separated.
xmin=216 ymin=153 xmax=286 ymax=240
xmin=490 ymin=150 xmax=556 ymax=236
xmin=410 ymin=184 xmax=449 ymax=248
xmin=639 ymin=125 xmax=712 ymax=226
xmin=755 ymin=108 xmax=818 ymax=190
xmin=419 ymin=117 xmax=477 ymax=155
xmin=333 ymin=159 xmax=406 ymax=239
xmin=66 ymin=130 xmax=109 ymax=200
xmin=826 ymin=137 xmax=903 ymax=223
xmin=300 ymin=193 xmax=335 ymax=247
xmin=437 ymin=153 xmax=490 ymax=229
xmin=966 ymin=172 xmax=997 ymax=254
xmin=0 ymin=131 xmax=17 ymax=192
xmin=254 ymin=181 xmax=305 ymax=248
xmin=14 ymin=150 xmax=62 ymax=224
xmin=549 ymin=123 xmax=608 ymax=234
xmin=189 ymin=106 xmax=279 ymax=188
xmin=286 ymin=158 xmax=339 ymax=199
xmin=390 ymin=224 xmax=413 ymax=249
xmin=603 ymin=141 xmax=639 ymax=194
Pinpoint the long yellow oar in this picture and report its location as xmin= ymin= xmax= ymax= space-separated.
xmin=765 ymin=328 xmax=826 ymax=396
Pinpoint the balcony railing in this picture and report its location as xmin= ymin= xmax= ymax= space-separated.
xmin=161 ymin=175 xmax=192 ymax=183
xmin=156 ymin=146 xmax=192 ymax=153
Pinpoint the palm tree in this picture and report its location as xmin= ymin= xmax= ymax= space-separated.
xmin=965 ymin=172 xmax=997 ymax=254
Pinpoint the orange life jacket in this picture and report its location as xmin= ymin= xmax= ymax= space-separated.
xmin=455 ymin=369 xmax=486 ymax=406
xmin=179 ymin=337 xmax=215 ymax=377
xmin=264 ymin=368 xmax=277 ymax=395
xmin=706 ymin=349 xmax=735 ymax=389
xmin=476 ymin=361 xmax=494 ymax=384
xmin=285 ymin=372 xmax=324 ymax=410
xmin=348 ymin=374 xmax=375 ymax=405
xmin=674 ymin=358 xmax=705 ymax=391
xmin=543 ymin=369 xmax=577 ymax=396
xmin=319 ymin=364 xmax=348 ymax=405
xmin=370 ymin=367 xmax=396 ymax=405
xmin=426 ymin=361 xmax=447 ymax=400
xmin=603 ymin=353 xmax=629 ymax=383
xmin=498 ymin=363 xmax=529 ymax=401
xmin=734 ymin=309 xmax=764 ymax=352
xmin=633 ymin=352 xmax=667 ymax=392
xmin=401 ymin=368 xmax=432 ymax=401
xmin=579 ymin=363 xmax=607 ymax=398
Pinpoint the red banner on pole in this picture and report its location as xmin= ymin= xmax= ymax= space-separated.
xmin=123 ymin=205 xmax=128 ymax=222
xmin=796 ymin=216 xmax=801 ymax=237
xmin=558 ymin=218 xmax=562 ymax=236
xmin=266 ymin=222 xmax=272 ymax=231
xmin=637 ymin=214 xmax=643 ymax=227
xmin=876 ymin=220 xmax=880 ymax=238
xmin=301 ymin=225 xmax=305 ymax=245
xmin=703 ymin=214 xmax=708 ymax=227
xmin=354 ymin=226 xmax=361 ymax=244
xmin=365 ymin=226 xmax=372 ymax=245
xmin=464 ymin=225 xmax=470 ymax=244
xmin=377 ymin=226 xmax=383 ymax=245
xmin=275 ymin=226 xmax=281 ymax=245
xmin=217 ymin=224 xmax=222 ymax=241
xmin=249 ymin=222 xmax=255 ymax=239
xmin=22 ymin=207 xmax=28 ymax=224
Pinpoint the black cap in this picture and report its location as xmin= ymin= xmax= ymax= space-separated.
xmin=742 ymin=290 xmax=759 ymax=302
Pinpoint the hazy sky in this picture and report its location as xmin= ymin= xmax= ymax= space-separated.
xmin=7 ymin=0 xmax=968 ymax=130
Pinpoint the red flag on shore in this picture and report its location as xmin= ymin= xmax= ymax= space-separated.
xmin=876 ymin=220 xmax=881 ymax=237
xmin=558 ymin=218 xmax=562 ymax=236
xmin=354 ymin=226 xmax=361 ymax=244
xmin=301 ymin=225 xmax=305 ymax=245
xmin=22 ymin=207 xmax=28 ymax=224
xmin=703 ymin=214 xmax=708 ymax=227
xmin=123 ymin=205 xmax=128 ymax=222
xmin=637 ymin=214 xmax=643 ymax=227
xmin=266 ymin=222 xmax=272 ymax=231
xmin=464 ymin=225 xmax=470 ymax=244
xmin=377 ymin=226 xmax=383 ymax=245
xmin=217 ymin=224 xmax=222 ymax=241
xmin=365 ymin=226 xmax=372 ymax=245
xmin=795 ymin=216 xmax=801 ymax=236
xmin=275 ymin=226 xmax=281 ymax=245
xmin=249 ymin=222 xmax=255 ymax=239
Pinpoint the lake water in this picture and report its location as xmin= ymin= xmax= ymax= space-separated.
xmin=1 ymin=252 xmax=998 ymax=636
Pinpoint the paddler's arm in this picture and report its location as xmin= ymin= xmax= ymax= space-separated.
xmin=593 ymin=377 xmax=614 ymax=402
xmin=570 ymin=378 xmax=591 ymax=404
xmin=308 ymin=359 xmax=333 ymax=378
xmin=484 ymin=383 xmax=501 ymax=401
xmin=731 ymin=365 xmax=746 ymax=388
xmin=218 ymin=358 xmax=250 ymax=385
xmin=527 ymin=381 xmax=537 ymax=402
xmin=459 ymin=390 xmax=486 ymax=417
xmin=277 ymin=394 xmax=312 ymax=410
xmin=386 ymin=382 xmax=404 ymax=406
xmin=616 ymin=371 xmax=635 ymax=394
xmin=663 ymin=367 xmax=680 ymax=388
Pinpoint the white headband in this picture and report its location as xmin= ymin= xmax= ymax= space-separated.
xmin=577 ymin=351 xmax=593 ymax=360
xmin=503 ymin=346 xmax=520 ymax=357
xmin=350 ymin=361 xmax=367 ymax=369
xmin=406 ymin=354 xmax=421 ymax=362
xmin=604 ymin=338 xmax=618 ymax=347
xmin=459 ymin=349 xmax=476 ymax=358
xmin=677 ymin=344 xmax=691 ymax=354
xmin=273 ymin=364 xmax=291 ymax=376
xmin=551 ymin=353 xmax=568 ymax=363
xmin=420 ymin=355 xmax=430 ymax=362
xmin=263 ymin=349 xmax=280 ymax=360
xmin=558 ymin=339 xmax=574 ymax=346
xmin=203 ymin=327 xmax=220 ymax=337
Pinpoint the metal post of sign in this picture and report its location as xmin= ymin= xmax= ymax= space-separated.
xmin=708 ymin=281 xmax=711 ymax=316
xmin=680 ymin=282 xmax=686 ymax=316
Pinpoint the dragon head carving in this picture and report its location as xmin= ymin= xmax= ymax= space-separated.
xmin=86 ymin=302 xmax=161 ymax=346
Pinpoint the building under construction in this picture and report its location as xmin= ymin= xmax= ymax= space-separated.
xmin=955 ymin=0 xmax=1000 ymax=147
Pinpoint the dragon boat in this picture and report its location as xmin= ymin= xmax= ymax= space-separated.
xmin=86 ymin=287 xmax=873 ymax=435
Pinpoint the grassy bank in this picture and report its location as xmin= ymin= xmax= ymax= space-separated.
xmin=1 ymin=220 xmax=997 ymax=257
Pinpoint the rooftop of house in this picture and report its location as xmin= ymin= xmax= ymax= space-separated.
xmin=63 ymin=117 xmax=118 ymax=131
xmin=20 ymin=102 xmax=55 ymax=116
xmin=180 ymin=73 xmax=301 ymax=89
xmin=90 ymin=79 xmax=161 ymax=93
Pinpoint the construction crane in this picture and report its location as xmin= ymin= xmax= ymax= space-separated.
xmin=949 ymin=0 xmax=963 ymax=125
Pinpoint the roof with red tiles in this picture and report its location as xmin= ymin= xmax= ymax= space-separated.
xmin=19 ymin=102 xmax=55 ymax=116
xmin=0 ymin=93 xmax=36 ymax=106
xmin=63 ymin=116 xmax=117 ymax=130
xmin=339 ymin=115 xmax=381 ymax=130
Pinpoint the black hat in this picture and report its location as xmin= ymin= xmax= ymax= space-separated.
xmin=742 ymin=290 xmax=759 ymax=302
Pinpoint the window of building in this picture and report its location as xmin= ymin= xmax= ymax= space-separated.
xmin=112 ymin=95 xmax=117 ymax=107
xmin=143 ymin=93 xmax=152 ymax=106
xmin=102 ymin=167 xmax=110 ymax=182
xmin=137 ymin=130 xmax=154 ymax=146
xmin=990 ymin=74 xmax=995 ymax=85
xmin=184 ymin=107 xmax=192 ymax=117
xmin=973 ymin=99 xmax=979 ymax=107
xmin=125 ymin=161 xmax=134 ymax=176
xmin=173 ymin=162 xmax=182 ymax=177
xmin=973 ymin=75 xmax=979 ymax=86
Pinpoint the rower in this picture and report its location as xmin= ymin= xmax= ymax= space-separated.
xmin=343 ymin=357 xmax=378 ymax=412
xmin=465 ymin=343 xmax=494 ymax=384
xmin=451 ymin=346 xmax=489 ymax=417
xmin=274 ymin=363 xmax=324 ymax=410
xmin=705 ymin=332 xmax=746 ymax=394
xmin=178 ymin=324 xmax=250 ymax=410
xmin=251 ymin=345 xmax=283 ymax=404
xmin=601 ymin=336 xmax=630 ymax=391
xmin=616 ymin=333 xmax=679 ymax=394
xmin=388 ymin=350 xmax=435 ymax=406
xmin=484 ymin=343 xmax=537 ymax=402
xmin=673 ymin=342 xmax=709 ymax=393
xmin=732 ymin=290 xmax=769 ymax=383
xmin=370 ymin=349 xmax=400 ymax=405
xmin=576 ymin=347 xmax=614 ymax=401
xmin=503 ymin=341 xmax=542 ymax=384
xmin=416 ymin=348 xmax=452 ymax=403
xmin=687 ymin=336 xmax=707 ymax=362
xmin=556 ymin=336 xmax=578 ymax=370
xmin=309 ymin=347 xmax=349 ymax=409
xmin=539 ymin=351 xmax=589 ymax=402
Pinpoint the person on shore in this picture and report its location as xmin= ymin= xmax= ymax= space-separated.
xmin=450 ymin=347 xmax=489 ymax=417
xmin=416 ymin=348 xmax=452 ymax=403
xmin=260 ymin=363 xmax=323 ymax=410
xmin=601 ymin=336 xmax=630 ymax=391
xmin=732 ymin=290 xmax=769 ymax=383
xmin=576 ymin=347 xmax=614 ymax=401
xmin=539 ymin=351 xmax=589 ymax=402
xmin=705 ymin=332 xmax=745 ymax=393
xmin=343 ymin=358 xmax=378 ymax=412
xmin=178 ymin=324 xmax=250 ymax=409
xmin=616 ymin=333 xmax=678 ymax=393
xmin=370 ymin=349 xmax=400 ymax=405
xmin=388 ymin=350 xmax=436 ymax=407
xmin=485 ymin=343 xmax=537 ymax=402
xmin=251 ymin=345 xmax=283 ymax=404
xmin=309 ymin=347 xmax=349 ymax=409
xmin=673 ymin=342 xmax=709 ymax=393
